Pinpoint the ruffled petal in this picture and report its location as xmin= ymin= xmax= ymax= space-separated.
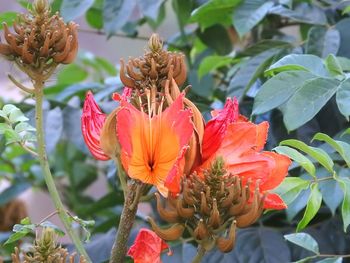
xmin=81 ymin=91 xmax=110 ymax=160
xmin=264 ymin=192 xmax=287 ymax=210
xmin=127 ymin=228 xmax=170 ymax=263
xmin=202 ymin=98 xmax=239 ymax=162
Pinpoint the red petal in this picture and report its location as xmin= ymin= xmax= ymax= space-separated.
xmin=112 ymin=87 xmax=133 ymax=102
xmin=165 ymin=146 xmax=188 ymax=195
xmin=264 ymin=192 xmax=287 ymax=210
xmin=127 ymin=228 xmax=170 ymax=263
xmin=202 ymin=98 xmax=239 ymax=162
xmin=81 ymin=91 xmax=110 ymax=160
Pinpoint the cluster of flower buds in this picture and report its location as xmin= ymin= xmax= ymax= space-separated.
xmin=149 ymin=158 xmax=265 ymax=253
xmin=11 ymin=228 xmax=86 ymax=263
xmin=0 ymin=0 xmax=78 ymax=77
xmin=119 ymin=34 xmax=187 ymax=103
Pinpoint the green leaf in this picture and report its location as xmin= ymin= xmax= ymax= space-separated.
xmin=15 ymin=122 xmax=36 ymax=134
xmin=253 ymin=71 xmax=316 ymax=115
xmin=20 ymin=217 xmax=31 ymax=225
xmin=269 ymin=4 xmax=327 ymax=25
xmin=284 ymin=232 xmax=319 ymax=254
xmin=4 ymin=129 xmax=22 ymax=145
xmin=8 ymin=109 xmax=29 ymax=123
xmin=232 ymin=0 xmax=274 ymax=38
xmin=61 ymin=0 xmax=94 ymax=21
xmin=273 ymin=177 xmax=310 ymax=205
xmin=198 ymin=55 xmax=233 ymax=79
xmin=95 ymin=57 xmax=117 ymax=75
xmin=297 ymin=183 xmax=322 ymax=231
xmin=4 ymin=231 xmax=30 ymax=245
xmin=0 ymin=12 xmax=18 ymax=30
xmin=336 ymin=78 xmax=350 ymax=120
xmin=3 ymin=104 xmax=18 ymax=115
xmin=137 ymin=0 xmax=165 ymax=20
xmin=274 ymin=146 xmax=316 ymax=177
xmin=337 ymin=57 xmax=350 ymax=72
xmin=0 ymin=123 xmax=12 ymax=135
xmin=305 ymin=26 xmax=340 ymax=58
xmin=57 ymin=64 xmax=88 ymax=85
xmin=325 ymin=54 xmax=344 ymax=77
xmin=265 ymin=54 xmax=329 ymax=77
xmin=172 ymin=0 xmax=193 ymax=28
xmin=39 ymin=221 xmax=65 ymax=236
xmin=336 ymin=176 xmax=350 ymax=232
xmin=283 ymin=77 xmax=340 ymax=131
xmin=197 ymin=24 xmax=232 ymax=55
xmin=312 ymin=133 xmax=350 ymax=167
xmin=86 ymin=6 xmax=103 ymax=29
xmin=238 ymin=39 xmax=292 ymax=57
xmin=0 ymin=182 xmax=31 ymax=206
xmin=190 ymin=0 xmax=241 ymax=30
xmin=280 ymin=139 xmax=334 ymax=173
xmin=103 ymin=0 xmax=136 ymax=37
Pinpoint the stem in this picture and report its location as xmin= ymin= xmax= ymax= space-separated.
xmin=34 ymin=81 xmax=91 ymax=262
xmin=191 ymin=245 xmax=206 ymax=263
xmin=109 ymin=180 xmax=144 ymax=263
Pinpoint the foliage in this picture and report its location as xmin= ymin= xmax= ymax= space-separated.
xmin=1 ymin=0 xmax=350 ymax=262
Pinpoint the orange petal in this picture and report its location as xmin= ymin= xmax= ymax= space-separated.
xmin=116 ymin=94 xmax=193 ymax=195
xmin=264 ymin=192 xmax=287 ymax=210
xmin=81 ymin=91 xmax=110 ymax=161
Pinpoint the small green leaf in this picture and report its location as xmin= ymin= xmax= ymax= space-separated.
xmin=0 ymin=123 xmax=12 ymax=135
xmin=273 ymin=177 xmax=310 ymax=205
xmin=274 ymin=146 xmax=316 ymax=177
xmin=284 ymin=232 xmax=319 ymax=254
xmin=335 ymin=176 xmax=350 ymax=232
xmin=3 ymin=104 xmax=18 ymax=115
xmin=5 ymin=231 xmax=30 ymax=245
xmin=297 ymin=183 xmax=322 ymax=231
xmin=14 ymin=122 xmax=36 ymax=134
xmin=336 ymin=78 xmax=350 ymax=120
xmin=20 ymin=217 xmax=31 ymax=225
xmin=57 ymin=64 xmax=88 ymax=85
xmin=325 ymin=54 xmax=344 ymax=77
xmin=0 ymin=12 xmax=18 ymax=30
xmin=4 ymin=129 xmax=22 ymax=145
xmin=95 ymin=57 xmax=117 ymax=75
xmin=198 ymin=55 xmax=233 ymax=79
xmin=280 ymin=139 xmax=334 ymax=173
xmin=312 ymin=133 xmax=350 ymax=167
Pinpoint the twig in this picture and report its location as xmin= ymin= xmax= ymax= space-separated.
xmin=19 ymin=142 xmax=38 ymax=157
xmin=38 ymin=210 xmax=59 ymax=225
xmin=7 ymin=74 xmax=35 ymax=94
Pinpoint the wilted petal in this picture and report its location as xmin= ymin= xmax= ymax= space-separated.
xmin=202 ymin=98 xmax=239 ymax=162
xmin=127 ymin=228 xmax=170 ymax=263
xmin=81 ymin=91 xmax=110 ymax=160
xmin=112 ymin=87 xmax=133 ymax=102
xmin=117 ymin=94 xmax=193 ymax=196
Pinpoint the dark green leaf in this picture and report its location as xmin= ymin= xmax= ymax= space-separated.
xmin=103 ymin=0 xmax=136 ymax=37
xmin=274 ymin=146 xmax=316 ymax=177
xmin=86 ymin=7 xmax=103 ymax=29
xmin=336 ymin=78 xmax=350 ymax=120
xmin=283 ymin=78 xmax=340 ymax=131
xmin=172 ymin=0 xmax=193 ymax=28
xmin=273 ymin=176 xmax=310 ymax=205
xmin=280 ymin=139 xmax=334 ymax=173
xmin=0 ymin=12 xmax=18 ymax=29
xmin=238 ymin=39 xmax=292 ymax=57
xmin=265 ymin=54 xmax=329 ymax=77
xmin=61 ymin=0 xmax=94 ymax=21
xmin=297 ymin=183 xmax=322 ymax=231
xmin=190 ymin=0 xmax=241 ymax=30
xmin=57 ymin=64 xmax=88 ymax=85
xmin=198 ymin=55 xmax=233 ymax=79
xmin=253 ymin=71 xmax=316 ymax=115
xmin=197 ymin=24 xmax=232 ymax=55
xmin=336 ymin=18 xmax=350 ymax=58
xmin=305 ymin=26 xmax=340 ymax=58
xmin=284 ymin=232 xmax=319 ymax=254
xmin=233 ymin=0 xmax=274 ymax=38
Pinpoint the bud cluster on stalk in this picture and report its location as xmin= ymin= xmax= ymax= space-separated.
xmin=149 ymin=158 xmax=265 ymax=253
xmin=11 ymin=228 xmax=86 ymax=263
xmin=0 ymin=0 xmax=78 ymax=78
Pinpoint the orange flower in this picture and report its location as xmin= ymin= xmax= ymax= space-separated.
xmin=116 ymin=93 xmax=193 ymax=196
xmin=200 ymin=99 xmax=291 ymax=210
xmin=127 ymin=228 xmax=171 ymax=263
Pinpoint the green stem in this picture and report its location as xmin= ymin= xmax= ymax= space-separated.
xmin=109 ymin=180 xmax=144 ymax=263
xmin=191 ymin=245 xmax=206 ymax=263
xmin=34 ymin=81 xmax=91 ymax=262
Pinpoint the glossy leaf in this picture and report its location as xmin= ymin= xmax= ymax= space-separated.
xmin=297 ymin=183 xmax=322 ymax=231
xmin=283 ymin=78 xmax=340 ymax=131
xmin=284 ymin=232 xmax=319 ymax=254
xmin=253 ymin=71 xmax=316 ymax=115
xmin=61 ymin=0 xmax=94 ymax=21
xmin=274 ymin=146 xmax=315 ymax=177
xmin=336 ymin=176 xmax=350 ymax=232
xmin=233 ymin=0 xmax=274 ymax=37
xmin=273 ymin=176 xmax=310 ymax=205
xmin=103 ymin=0 xmax=136 ymax=37
xmin=336 ymin=78 xmax=350 ymax=120
xmin=265 ymin=54 xmax=328 ymax=77
xmin=280 ymin=139 xmax=334 ymax=173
